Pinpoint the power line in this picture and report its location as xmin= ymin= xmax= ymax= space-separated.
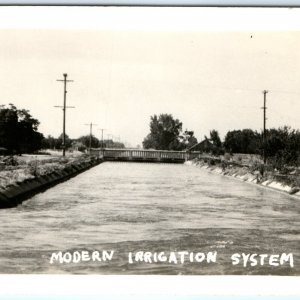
xmin=55 ymin=73 xmax=74 ymax=157
xmin=190 ymin=83 xmax=300 ymax=96
xmin=268 ymin=107 xmax=300 ymax=125
xmin=271 ymin=89 xmax=300 ymax=96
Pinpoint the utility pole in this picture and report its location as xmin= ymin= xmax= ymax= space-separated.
xmin=55 ymin=73 xmax=74 ymax=157
xmin=84 ymin=122 xmax=97 ymax=154
xmin=262 ymin=90 xmax=268 ymax=164
xmin=99 ymin=128 xmax=106 ymax=149
xmin=107 ymin=133 xmax=113 ymax=148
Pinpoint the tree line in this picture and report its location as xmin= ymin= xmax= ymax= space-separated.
xmin=1 ymin=105 xmax=299 ymax=168
xmin=143 ymin=113 xmax=300 ymax=168
xmin=0 ymin=104 xmax=43 ymax=154
xmin=42 ymin=134 xmax=125 ymax=151
xmin=0 ymin=104 xmax=124 ymax=154
xmin=219 ymin=127 xmax=300 ymax=168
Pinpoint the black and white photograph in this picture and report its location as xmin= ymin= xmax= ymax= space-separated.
xmin=0 ymin=6 xmax=299 ymax=276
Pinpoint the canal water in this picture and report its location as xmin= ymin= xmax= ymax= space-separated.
xmin=0 ymin=162 xmax=299 ymax=274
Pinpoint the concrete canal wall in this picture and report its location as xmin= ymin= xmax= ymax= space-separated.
xmin=186 ymin=158 xmax=300 ymax=198
xmin=0 ymin=157 xmax=103 ymax=209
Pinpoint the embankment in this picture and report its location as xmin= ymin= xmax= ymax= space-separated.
xmin=186 ymin=158 xmax=300 ymax=198
xmin=0 ymin=156 xmax=103 ymax=209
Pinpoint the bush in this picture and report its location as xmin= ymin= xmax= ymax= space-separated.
xmin=224 ymin=153 xmax=231 ymax=161
xmin=28 ymin=160 xmax=39 ymax=176
xmin=209 ymin=159 xmax=216 ymax=166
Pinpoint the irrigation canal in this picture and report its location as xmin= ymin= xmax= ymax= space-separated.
xmin=0 ymin=162 xmax=298 ymax=274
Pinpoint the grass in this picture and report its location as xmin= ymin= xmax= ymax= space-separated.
xmin=0 ymin=150 xmax=86 ymax=190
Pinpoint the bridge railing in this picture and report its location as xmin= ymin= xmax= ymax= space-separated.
xmin=90 ymin=148 xmax=201 ymax=161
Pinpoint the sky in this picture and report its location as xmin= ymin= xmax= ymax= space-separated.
xmin=0 ymin=7 xmax=300 ymax=147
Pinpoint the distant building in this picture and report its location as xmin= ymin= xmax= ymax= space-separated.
xmin=187 ymin=139 xmax=216 ymax=154
xmin=71 ymin=141 xmax=86 ymax=152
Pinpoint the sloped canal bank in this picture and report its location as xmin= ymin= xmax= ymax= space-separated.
xmin=0 ymin=155 xmax=103 ymax=208
xmin=185 ymin=158 xmax=300 ymax=198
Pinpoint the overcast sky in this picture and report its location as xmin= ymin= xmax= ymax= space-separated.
xmin=0 ymin=7 xmax=300 ymax=147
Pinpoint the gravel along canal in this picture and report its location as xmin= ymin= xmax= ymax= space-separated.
xmin=0 ymin=162 xmax=299 ymax=274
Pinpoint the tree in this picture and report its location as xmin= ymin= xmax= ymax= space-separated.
xmin=224 ymin=129 xmax=261 ymax=154
xmin=264 ymin=126 xmax=300 ymax=168
xmin=204 ymin=130 xmax=224 ymax=155
xmin=0 ymin=104 xmax=43 ymax=154
xmin=41 ymin=135 xmax=58 ymax=149
xmin=179 ymin=130 xmax=198 ymax=150
xmin=142 ymin=133 xmax=156 ymax=149
xmin=110 ymin=141 xmax=125 ymax=149
xmin=57 ymin=133 xmax=73 ymax=149
xmin=142 ymin=114 xmax=196 ymax=150
xmin=77 ymin=135 xmax=100 ymax=149
xmin=209 ymin=130 xmax=222 ymax=148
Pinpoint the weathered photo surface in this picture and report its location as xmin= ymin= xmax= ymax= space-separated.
xmin=0 ymin=7 xmax=299 ymax=275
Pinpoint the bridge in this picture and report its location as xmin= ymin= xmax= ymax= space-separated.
xmin=90 ymin=148 xmax=200 ymax=163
